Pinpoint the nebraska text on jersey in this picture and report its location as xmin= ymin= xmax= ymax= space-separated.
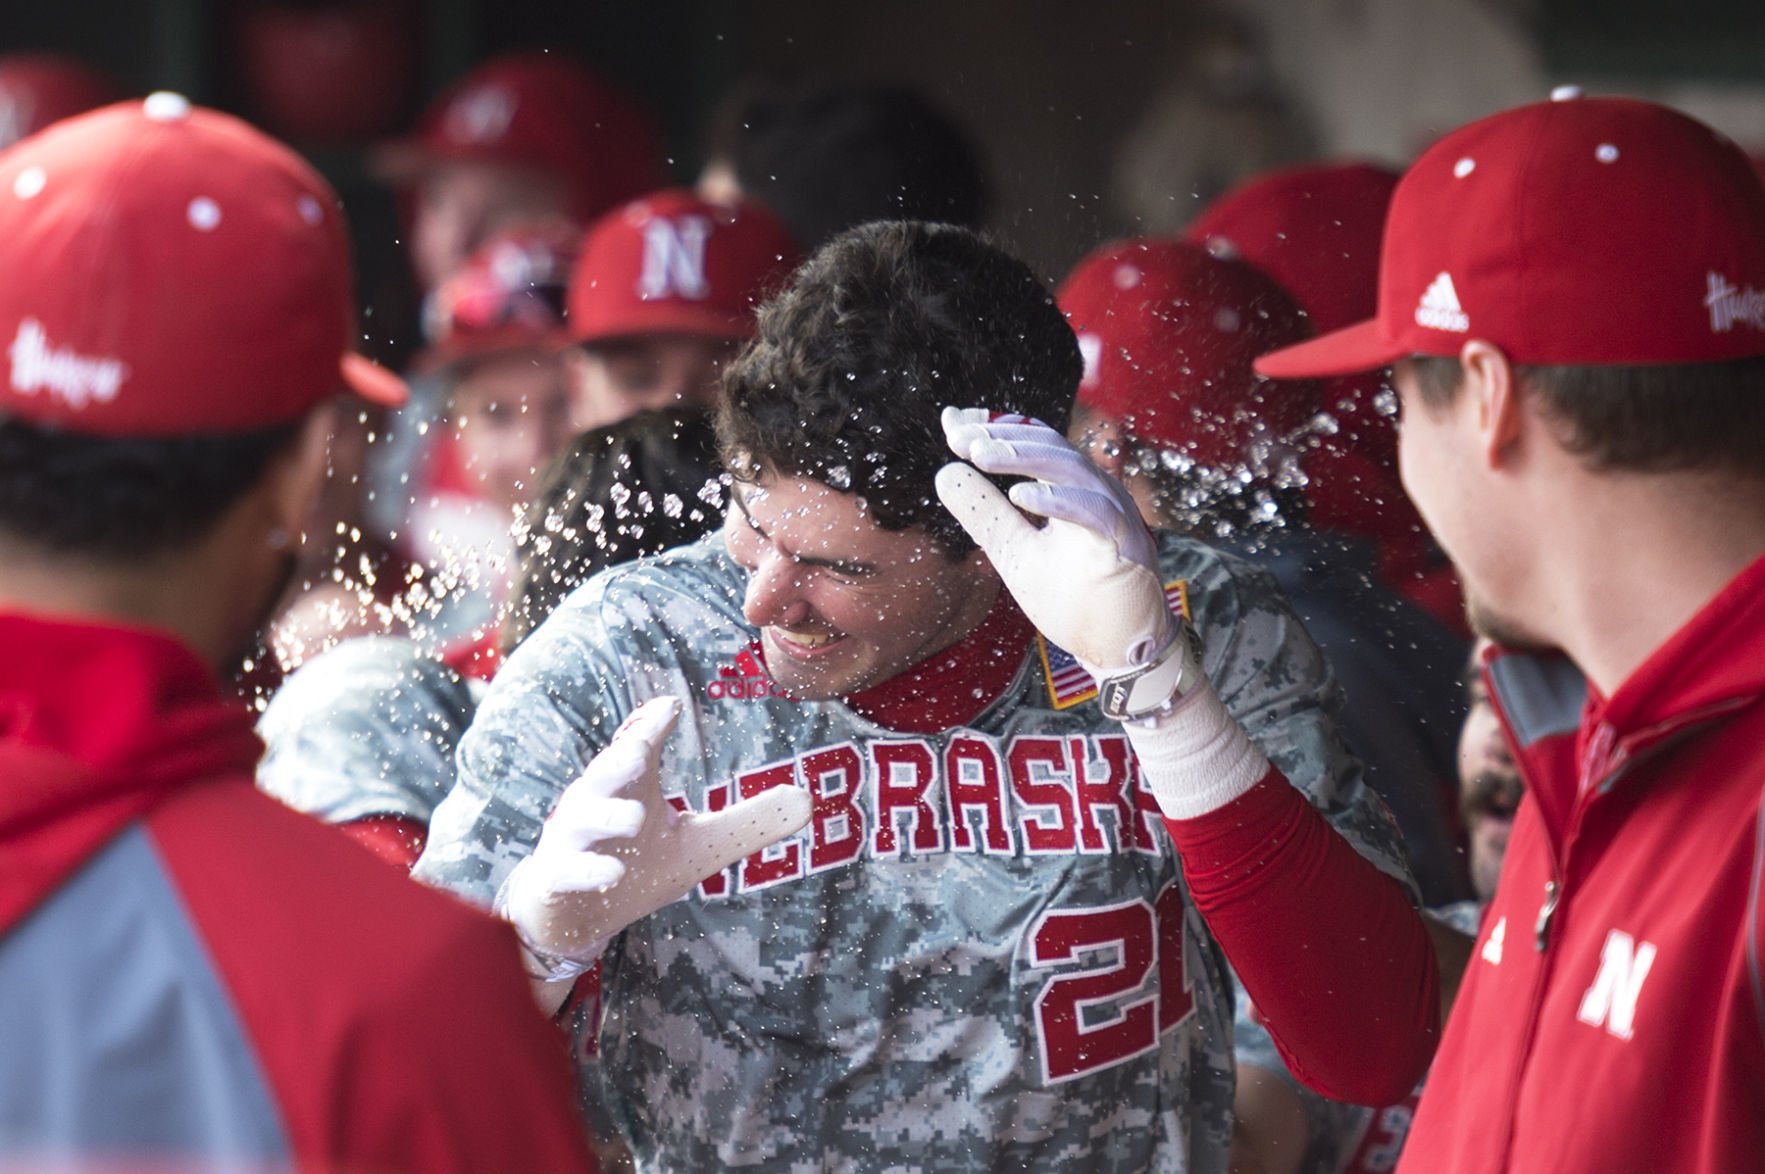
xmin=676 ymin=730 xmax=1170 ymax=897
xmin=418 ymin=533 xmax=1407 ymax=1173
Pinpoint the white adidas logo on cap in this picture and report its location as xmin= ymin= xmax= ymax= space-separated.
xmin=1415 ymin=271 xmax=1469 ymax=333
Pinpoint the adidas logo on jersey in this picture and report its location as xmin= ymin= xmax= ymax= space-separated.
xmin=707 ymin=643 xmax=785 ymax=701
xmin=1414 ymin=271 xmax=1469 ymax=333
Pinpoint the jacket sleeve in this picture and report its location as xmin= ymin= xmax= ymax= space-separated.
xmin=339 ymin=910 xmax=602 ymax=1174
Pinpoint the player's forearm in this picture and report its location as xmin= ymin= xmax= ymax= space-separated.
xmin=1165 ymin=769 xmax=1440 ymax=1105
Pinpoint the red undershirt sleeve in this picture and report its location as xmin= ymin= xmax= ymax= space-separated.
xmin=1164 ymin=767 xmax=1440 ymax=1105
xmin=339 ymin=815 xmax=428 ymax=871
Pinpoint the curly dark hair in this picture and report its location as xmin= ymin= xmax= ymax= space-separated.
xmin=717 ymin=220 xmax=1080 ymax=554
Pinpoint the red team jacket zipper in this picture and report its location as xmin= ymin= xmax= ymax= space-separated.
xmin=1492 ymin=703 xmax=1746 ymax=1169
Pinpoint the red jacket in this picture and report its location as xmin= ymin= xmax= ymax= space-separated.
xmin=0 ymin=613 xmax=596 ymax=1173
xmin=1401 ymin=554 xmax=1765 ymax=1172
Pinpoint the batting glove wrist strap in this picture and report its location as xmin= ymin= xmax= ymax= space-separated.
xmin=1096 ymin=621 xmax=1206 ymax=720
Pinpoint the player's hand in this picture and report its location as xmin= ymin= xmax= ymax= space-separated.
xmin=935 ymin=407 xmax=1173 ymax=681
xmin=936 ymin=407 xmax=1268 ymax=818
xmin=497 ymin=696 xmax=812 ymax=981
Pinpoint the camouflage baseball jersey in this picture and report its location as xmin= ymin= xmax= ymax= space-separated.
xmin=415 ymin=531 xmax=1412 ymax=1173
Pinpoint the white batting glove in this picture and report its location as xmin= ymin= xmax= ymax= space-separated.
xmin=496 ymin=696 xmax=812 ymax=981
xmin=936 ymin=407 xmax=1269 ymax=818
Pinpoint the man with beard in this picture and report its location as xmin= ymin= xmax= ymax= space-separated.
xmin=1256 ymin=91 xmax=1765 ymax=1172
xmin=0 ymin=96 xmax=597 ymax=1172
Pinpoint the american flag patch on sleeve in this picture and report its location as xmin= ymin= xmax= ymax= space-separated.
xmin=1036 ymin=580 xmax=1191 ymax=710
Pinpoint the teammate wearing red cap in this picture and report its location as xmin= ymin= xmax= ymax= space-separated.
xmin=1058 ymin=235 xmax=1469 ymax=903
xmin=376 ymin=51 xmax=664 ymax=296
xmin=565 ymin=188 xmax=802 ymax=431
xmin=426 ymin=221 xmax=583 ymax=513
xmin=398 ymin=222 xmax=584 ymax=678
xmin=1185 ymin=160 xmax=1467 ymax=635
xmin=1059 ymin=236 xmax=1471 ymax=1174
xmin=1257 ymin=92 xmax=1765 ymax=1172
xmin=0 ymin=96 xmax=594 ymax=1171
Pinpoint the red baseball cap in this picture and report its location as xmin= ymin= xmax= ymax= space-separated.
xmin=0 ymin=93 xmax=404 ymax=437
xmin=1059 ymin=237 xmax=1314 ymax=471
xmin=1184 ymin=162 xmax=1417 ymax=543
xmin=0 ymin=53 xmax=122 ymax=151
xmin=1185 ymin=161 xmax=1398 ymax=335
xmin=375 ymin=52 xmax=663 ymax=224
xmin=421 ymin=220 xmax=580 ymax=370
xmin=1258 ymin=93 xmax=1765 ymax=378
xmin=568 ymin=189 xmax=802 ymax=345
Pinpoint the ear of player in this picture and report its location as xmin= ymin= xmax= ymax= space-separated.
xmin=496 ymin=695 xmax=813 ymax=981
xmin=935 ymin=408 xmax=1270 ymax=819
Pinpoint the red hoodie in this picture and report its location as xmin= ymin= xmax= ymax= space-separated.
xmin=1400 ymin=553 xmax=1765 ymax=1172
xmin=0 ymin=611 xmax=595 ymax=1173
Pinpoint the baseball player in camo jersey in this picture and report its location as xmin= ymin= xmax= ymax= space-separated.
xmin=415 ymin=221 xmax=1439 ymax=1171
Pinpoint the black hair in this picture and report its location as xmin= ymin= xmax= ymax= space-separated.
xmin=501 ymin=406 xmax=724 ymax=653
xmin=706 ymin=78 xmax=990 ymax=250
xmin=1409 ymin=353 xmax=1765 ymax=477
xmin=717 ymin=220 xmax=1080 ymax=555
xmin=0 ymin=415 xmax=300 ymax=561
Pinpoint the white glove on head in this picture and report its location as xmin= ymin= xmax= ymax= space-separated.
xmin=935 ymin=407 xmax=1269 ymax=818
xmin=497 ymin=696 xmax=812 ymax=980
xmin=938 ymin=407 xmax=1179 ymax=702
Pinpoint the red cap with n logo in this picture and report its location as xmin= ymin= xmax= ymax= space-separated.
xmin=1257 ymin=92 xmax=1765 ymax=378
xmin=567 ymin=189 xmax=802 ymax=346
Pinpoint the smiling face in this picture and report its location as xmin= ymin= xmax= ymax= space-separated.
xmin=723 ymin=470 xmax=999 ymax=700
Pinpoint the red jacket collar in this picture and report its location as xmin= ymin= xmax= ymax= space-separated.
xmin=1596 ymin=547 xmax=1765 ymax=737
xmin=0 ymin=612 xmax=262 ymax=932
xmin=1489 ymin=549 xmax=1765 ymax=751
xmin=1488 ymin=550 xmax=1765 ymax=837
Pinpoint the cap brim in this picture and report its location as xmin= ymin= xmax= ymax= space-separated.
xmin=1254 ymin=317 xmax=1405 ymax=380
xmin=342 ymin=353 xmax=408 ymax=407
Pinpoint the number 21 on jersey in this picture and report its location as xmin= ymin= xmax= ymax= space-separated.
xmin=1029 ymin=882 xmax=1194 ymax=1084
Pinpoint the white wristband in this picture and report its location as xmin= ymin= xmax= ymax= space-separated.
xmin=1096 ymin=623 xmax=1205 ymax=719
xmin=1122 ymin=683 xmax=1270 ymax=820
xmin=493 ymin=870 xmax=606 ymax=983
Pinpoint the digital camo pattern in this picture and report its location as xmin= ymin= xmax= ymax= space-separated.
xmin=257 ymin=635 xmax=473 ymax=824
xmin=416 ymin=531 xmax=1413 ymax=1173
